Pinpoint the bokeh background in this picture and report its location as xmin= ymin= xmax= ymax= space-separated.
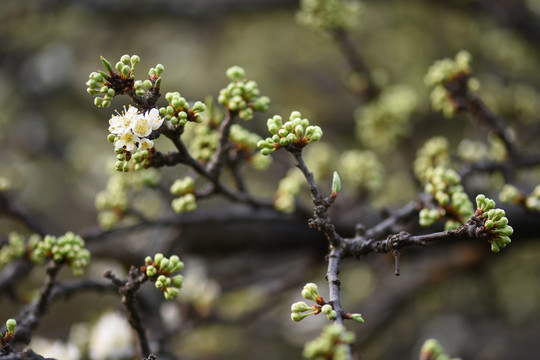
xmin=2 ymin=0 xmax=540 ymax=359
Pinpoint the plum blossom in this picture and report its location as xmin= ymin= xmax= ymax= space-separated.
xmin=108 ymin=106 xmax=163 ymax=154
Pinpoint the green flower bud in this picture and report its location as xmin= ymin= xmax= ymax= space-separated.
xmin=321 ymin=304 xmax=333 ymax=315
xmin=155 ymin=64 xmax=164 ymax=75
xmin=292 ymin=301 xmax=314 ymax=313
xmin=226 ymin=66 xmax=246 ymax=81
xmin=192 ymin=101 xmax=206 ymax=113
xmin=291 ymin=311 xmax=313 ymax=322
xmin=130 ymin=55 xmax=140 ymax=67
xmin=326 ymin=310 xmax=337 ymax=320
xmin=120 ymin=54 xmax=130 ymax=65
xmin=146 ymin=265 xmax=157 ymax=277
xmin=172 ymin=275 xmax=184 ymax=288
xmin=164 ymin=287 xmax=179 ymax=300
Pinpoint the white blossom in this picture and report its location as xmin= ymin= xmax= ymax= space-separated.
xmin=109 ymin=106 xmax=141 ymax=135
xmin=114 ymin=131 xmax=140 ymax=153
xmin=88 ymin=312 xmax=134 ymax=360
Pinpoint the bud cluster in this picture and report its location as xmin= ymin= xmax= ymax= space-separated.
xmin=302 ymin=324 xmax=356 ymax=360
xmin=31 ymin=232 xmax=91 ymax=276
xmin=87 ymin=55 xmax=162 ymax=108
xmin=218 ymin=66 xmax=270 ymax=121
xmin=274 ymin=169 xmax=305 ymax=213
xmin=95 ymin=169 xmax=160 ymax=230
xmin=159 ymin=92 xmax=206 ymax=126
xmin=414 ymin=137 xmax=450 ymax=182
xmin=143 ymin=253 xmax=184 ymax=300
xmin=498 ymin=184 xmax=522 ymax=205
xmin=170 ymin=177 xmax=197 ymax=214
xmin=475 ymin=194 xmax=513 ymax=252
xmin=258 ymin=112 xmax=323 ymax=155
xmin=419 ymin=338 xmax=459 ymax=360
xmin=524 ymin=185 xmax=540 ymax=211
xmin=291 ymin=283 xmax=324 ymax=322
xmin=0 ymin=232 xmax=27 ymax=268
xmin=296 ymin=0 xmax=362 ymax=32
xmin=424 ymin=50 xmax=480 ymax=118
xmin=338 ymin=150 xmax=383 ymax=193
xmin=457 ymin=139 xmax=489 ymax=162
xmin=419 ymin=167 xmax=474 ymax=230
xmin=355 ymin=85 xmax=417 ymax=152
xmin=228 ymin=125 xmax=272 ymax=170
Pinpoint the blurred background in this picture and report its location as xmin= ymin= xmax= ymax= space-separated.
xmin=1 ymin=0 xmax=540 ymax=359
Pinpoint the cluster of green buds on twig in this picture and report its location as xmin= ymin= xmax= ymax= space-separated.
xmin=302 ymin=323 xmax=356 ymax=360
xmin=0 ymin=319 xmax=17 ymax=343
xmin=296 ymin=0 xmax=362 ymax=32
xmin=0 ymin=232 xmax=28 ymax=268
xmin=258 ymin=112 xmax=323 ymax=155
xmin=218 ymin=66 xmax=270 ymax=121
xmin=143 ymin=253 xmax=184 ymax=300
xmin=499 ymin=183 xmax=540 ymax=212
xmin=159 ymin=92 xmax=206 ymax=126
xmin=424 ymin=50 xmax=479 ymax=118
xmin=419 ymin=167 xmax=474 ymax=230
xmin=414 ymin=137 xmax=450 ymax=182
xmin=291 ymin=283 xmax=364 ymax=323
xmin=170 ymin=177 xmax=197 ymax=214
xmin=30 ymin=232 xmax=91 ymax=276
xmin=229 ymin=125 xmax=272 ymax=170
xmin=475 ymin=195 xmax=513 ymax=253
xmin=87 ymin=55 xmax=163 ymax=108
xmin=419 ymin=338 xmax=461 ymax=360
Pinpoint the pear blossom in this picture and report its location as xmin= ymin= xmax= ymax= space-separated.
xmin=108 ymin=106 xmax=141 ymax=135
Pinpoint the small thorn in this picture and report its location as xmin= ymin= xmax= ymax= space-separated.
xmin=393 ymin=251 xmax=401 ymax=276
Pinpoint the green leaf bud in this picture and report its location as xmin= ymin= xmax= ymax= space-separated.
xmin=100 ymin=56 xmax=114 ymax=73
xmin=155 ymin=64 xmax=164 ymax=75
xmin=332 ymin=171 xmax=341 ymax=194
xmin=6 ymin=319 xmax=16 ymax=334
xmin=351 ymin=313 xmax=364 ymax=323
xmin=155 ymin=77 xmax=162 ymax=88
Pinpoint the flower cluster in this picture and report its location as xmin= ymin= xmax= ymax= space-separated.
xmin=229 ymin=124 xmax=271 ymax=170
xmin=355 ymin=85 xmax=417 ymax=152
xmin=296 ymin=0 xmax=362 ymax=32
xmin=159 ymin=92 xmax=206 ymax=126
xmin=475 ymin=195 xmax=513 ymax=252
xmin=108 ymin=106 xmax=163 ymax=159
xmin=302 ymin=324 xmax=356 ymax=360
xmin=170 ymin=177 xmax=197 ymax=214
xmin=419 ymin=167 xmax=474 ymax=230
xmin=414 ymin=137 xmax=450 ymax=182
xmin=258 ymin=112 xmax=323 ymax=155
xmin=500 ymin=184 xmax=540 ymax=212
xmin=31 ymin=232 xmax=91 ymax=276
xmin=218 ymin=66 xmax=270 ymax=121
xmin=424 ymin=50 xmax=479 ymax=118
xmin=143 ymin=253 xmax=184 ymax=300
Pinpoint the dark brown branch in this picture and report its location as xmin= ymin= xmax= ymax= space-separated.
xmin=104 ymin=267 xmax=151 ymax=358
xmin=0 ymin=193 xmax=46 ymax=236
